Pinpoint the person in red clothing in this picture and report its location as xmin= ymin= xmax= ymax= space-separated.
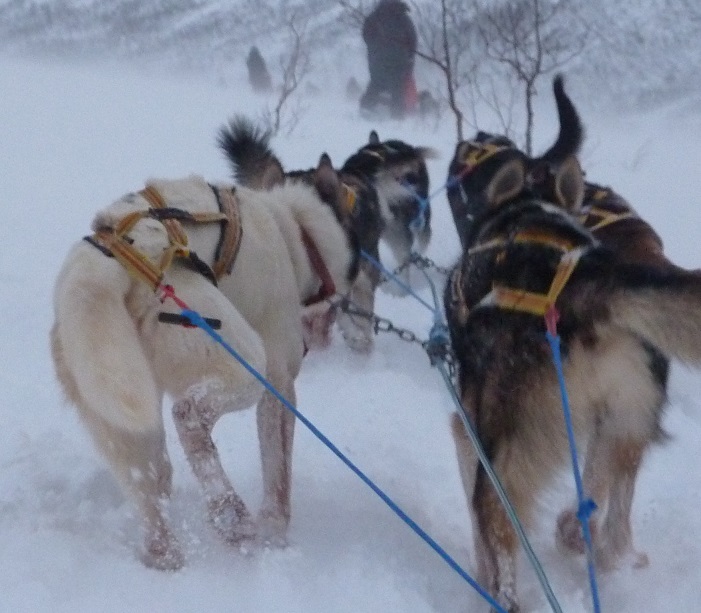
xmin=359 ymin=0 xmax=417 ymax=118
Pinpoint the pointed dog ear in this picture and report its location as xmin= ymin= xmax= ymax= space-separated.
xmin=454 ymin=140 xmax=472 ymax=163
xmin=313 ymin=153 xmax=341 ymax=204
xmin=368 ymin=130 xmax=380 ymax=145
xmin=260 ymin=158 xmax=285 ymax=190
xmin=484 ymin=158 xmax=526 ymax=208
xmin=554 ymin=155 xmax=585 ymax=211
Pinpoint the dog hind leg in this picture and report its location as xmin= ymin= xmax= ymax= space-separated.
xmin=595 ymin=438 xmax=650 ymax=571
xmin=159 ymin=271 xmax=266 ymax=546
xmin=256 ymin=370 xmax=296 ymax=546
xmin=451 ymin=412 xmax=492 ymax=586
xmin=78 ymin=407 xmax=181 ymax=569
xmin=556 ymin=428 xmax=609 ymax=556
xmin=172 ymin=387 xmax=258 ymax=545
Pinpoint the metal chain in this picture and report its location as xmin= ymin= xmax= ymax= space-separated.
xmin=380 ymin=253 xmax=453 ymax=286
xmin=337 ymin=297 xmax=457 ymax=381
xmin=408 ymin=252 xmax=453 ymax=276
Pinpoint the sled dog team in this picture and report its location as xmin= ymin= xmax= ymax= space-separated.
xmin=51 ymin=77 xmax=701 ymax=612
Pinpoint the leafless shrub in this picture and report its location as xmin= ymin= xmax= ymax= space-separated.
xmin=260 ymin=13 xmax=311 ymax=136
xmin=473 ymin=0 xmax=588 ymax=154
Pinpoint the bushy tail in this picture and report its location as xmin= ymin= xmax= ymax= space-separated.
xmin=537 ymin=74 xmax=584 ymax=165
xmin=51 ymin=244 xmax=162 ymax=434
xmin=217 ymin=115 xmax=285 ymax=189
xmin=609 ymin=267 xmax=701 ymax=365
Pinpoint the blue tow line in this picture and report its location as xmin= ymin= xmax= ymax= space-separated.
xmin=177 ymin=306 xmax=509 ymax=613
xmin=546 ymin=330 xmax=602 ymax=613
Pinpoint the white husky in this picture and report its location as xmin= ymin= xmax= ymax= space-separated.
xmin=51 ymin=167 xmax=357 ymax=570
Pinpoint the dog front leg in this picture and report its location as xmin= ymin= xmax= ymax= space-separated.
xmin=381 ymin=220 xmax=413 ymax=295
xmin=337 ymin=264 xmax=377 ymax=353
xmin=256 ymin=376 xmax=296 ymax=546
xmin=172 ymin=396 xmax=255 ymax=545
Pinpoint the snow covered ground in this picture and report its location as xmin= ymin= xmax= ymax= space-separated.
xmin=1 ymin=54 xmax=701 ymax=612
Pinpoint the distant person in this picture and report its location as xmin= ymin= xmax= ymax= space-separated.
xmin=246 ymin=46 xmax=272 ymax=93
xmin=345 ymin=76 xmax=362 ymax=101
xmin=359 ymin=0 xmax=417 ymax=118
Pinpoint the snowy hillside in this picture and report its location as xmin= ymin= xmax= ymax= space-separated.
xmin=1 ymin=0 xmax=700 ymax=106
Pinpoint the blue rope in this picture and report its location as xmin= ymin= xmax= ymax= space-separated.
xmin=360 ymin=249 xmax=437 ymax=313
xmin=178 ymin=306 xmax=509 ymax=613
xmin=399 ymin=180 xmax=430 ymax=234
xmin=545 ymin=330 xmax=602 ymax=613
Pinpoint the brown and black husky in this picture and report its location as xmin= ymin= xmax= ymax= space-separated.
xmin=444 ymin=149 xmax=701 ymax=611
xmin=445 ymin=76 xmax=700 ymax=586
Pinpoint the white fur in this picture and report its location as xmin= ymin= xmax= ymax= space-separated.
xmin=51 ymin=176 xmax=353 ymax=569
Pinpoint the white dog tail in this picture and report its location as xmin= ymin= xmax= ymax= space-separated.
xmin=609 ymin=267 xmax=701 ymax=365
xmin=52 ymin=242 xmax=162 ymax=434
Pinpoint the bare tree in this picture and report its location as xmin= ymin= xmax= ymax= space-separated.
xmin=473 ymin=0 xmax=588 ymax=154
xmin=260 ymin=13 xmax=312 ymax=136
xmin=337 ymin=0 xmax=370 ymax=29
xmin=411 ymin=0 xmax=476 ymax=140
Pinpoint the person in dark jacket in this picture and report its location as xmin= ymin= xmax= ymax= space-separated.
xmin=359 ymin=0 xmax=417 ymax=118
xmin=246 ymin=46 xmax=272 ymax=93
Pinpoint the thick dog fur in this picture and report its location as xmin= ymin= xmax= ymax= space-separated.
xmin=218 ymin=117 xmax=435 ymax=353
xmin=444 ymin=150 xmax=701 ymax=611
xmin=445 ymin=152 xmax=701 ymax=612
xmin=51 ymin=175 xmax=358 ymax=570
xmin=445 ymin=75 xmax=701 ymax=583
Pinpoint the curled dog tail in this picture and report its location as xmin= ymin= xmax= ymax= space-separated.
xmin=51 ymin=243 xmax=162 ymax=434
xmin=217 ymin=115 xmax=285 ymax=189
xmin=537 ymin=74 xmax=584 ymax=165
xmin=609 ymin=267 xmax=701 ymax=365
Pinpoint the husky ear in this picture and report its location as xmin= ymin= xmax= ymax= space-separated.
xmin=484 ymin=158 xmax=526 ymax=208
xmin=554 ymin=155 xmax=585 ymax=211
xmin=313 ymin=153 xmax=341 ymax=203
xmin=368 ymin=130 xmax=380 ymax=145
xmin=454 ymin=140 xmax=472 ymax=163
xmin=260 ymin=158 xmax=285 ymax=190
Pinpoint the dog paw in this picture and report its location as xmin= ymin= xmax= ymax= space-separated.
xmin=142 ymin=528 xmax=184 ymax=571
xmin=556 ymin=509 xmax=597 ymax=555
xmin=257 ymin=509 xmax=289 ymax=548
xmin=208 ymin=492 xmax=256 ymax=546
xmin=341 ymin=330 xmax=374 ymax=353
xmin=595 ymin=543 xmax=649 ymax=572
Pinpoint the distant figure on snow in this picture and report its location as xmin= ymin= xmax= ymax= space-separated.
xmin=345 ymin=76 xmax=362 ymax=101
xmin=360 ymin=0 xmax=417 ymax=119
xmin=246 ymin=46 xmax=272 ymax=93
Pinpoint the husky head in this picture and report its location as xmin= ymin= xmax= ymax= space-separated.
xmin=342 ymin=130 xmax=438 ymax=252
xmin=448 ymin=74 xmax=585 ymax=248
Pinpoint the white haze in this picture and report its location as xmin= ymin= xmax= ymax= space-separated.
xmin=1 ymin=50 xmax=701 ymax=613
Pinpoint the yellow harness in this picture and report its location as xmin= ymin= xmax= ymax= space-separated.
xmin=461 ymin=142 xmax=510 ymax=174
xmin=452 ymin=230 xmax=586 ymax=321
xmin=88 ymin=184 xmax=241 ymax=293
xmin=341 ymin=182 xmax=358 ymax=215
xmin=579 ymin=188 xmax=635 ymax=232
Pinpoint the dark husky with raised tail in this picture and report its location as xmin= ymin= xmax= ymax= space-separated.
xmin=445 ymin=75 xmax=701 ymax=580
xmin=444 ymin=143 xmax=701 ymax=611
xmin=217 ymin=116 xmax=381 ymax=352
